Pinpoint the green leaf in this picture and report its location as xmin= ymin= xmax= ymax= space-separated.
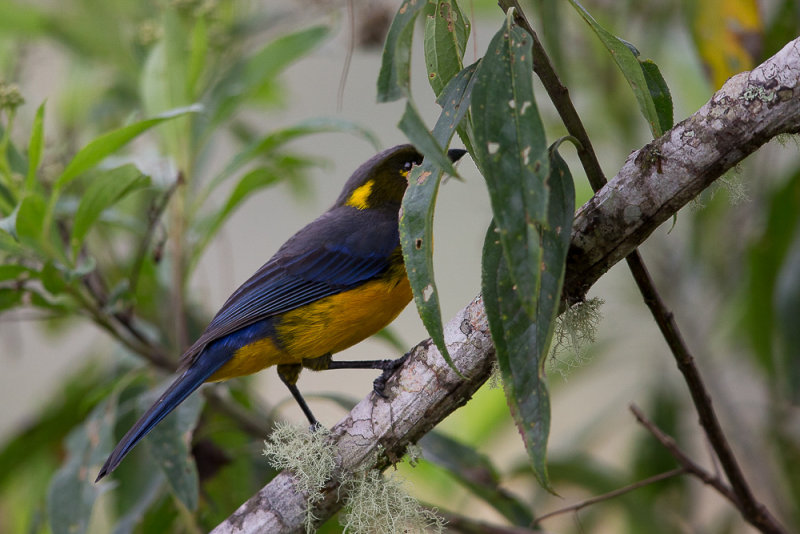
xmin=640 ymin=59 xmax=673 ymax=134
xmin=0 ymin=287 xmax=22 ymax=311
xmin=16 ymin=193 xmax=47 ymax=249
xmin=481 ymin=147 xmax=575 ymax=491
xmin=0 ymin=0 xmax=47 ymax=34
xmin=209 ymin=25 xmax=330 ymax=125
xmin=55 ymin=105 xmax=202 ymax=190
xmin=141 ymin=386 xmax=204 ymax=511
xmin=398 ymin=102 xmax=458 ymax=177
xmin=742 ymin=171 xmax=800 ymax=379
xmin=420 ymin=432 xmax=533 ymax=526
xmin=186 ymin=16 xmax=209 ymax=101
xmin=26 ymin=101 xmax=46 ymax=191
xmin=40 ymin=260 xmax=67 ymax=295
xmin=0 ymin=264 xmax=30 ymax=281
xmin=47 ymin=399 xmax=117 ymax=534
xmin=399 ymin=62 xmax=477 ymax=374
xmin=471 ymin=13 xmax=548 ymax=319
xmin=567 ymin=0 xmax=664 ymax=137
xmin=196 ymin=117 xmax=378 ymax=211
xmin=377 ymin=0 xmax=428 ymax=102
xmin=424 ymin=0 xmax=471 ymax=97
xmin=70 ymin=164 xmax=150 ymax=258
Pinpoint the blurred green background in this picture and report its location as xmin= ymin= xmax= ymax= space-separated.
xmin=0 ymin=0 xmax=797 ymax=532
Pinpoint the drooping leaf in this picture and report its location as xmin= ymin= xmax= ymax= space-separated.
xmin=47 ymin=398 xmax=117 ymax=534
xmin=399 ymin=62 xmax=477 ymax=373
xmin=481 ymin=146 xmax=575 ymax=491
xmin=70 ymin=165 xmax=150 ymax=258
xmin=55 ymin=105 xmax=201 ymax=190
xmin=640 ymin=59 xmax=673 ymax=134
xmin=377 ymin=0 xmax=429 ymax=102
xmin=567 ymin=0 xmax=667 ymax=137
xmin=398 ymin=101 xmax=458 ymax=177
xmin=420 ymin=432 xmax=533 ymax=526
xmin=424 ymin=0 xmax=471 ymax=97
xmin=471 ymin=12 xmax=548 ymax=318
xmin=141 ymin=386 xmax=204 ymax=511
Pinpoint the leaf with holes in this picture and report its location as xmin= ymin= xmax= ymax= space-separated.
xmin=399 ymin=62 xmax=476 ymax=373
xmin=471 ymin=13 xmax=548 ymax=319
xmin=377 ymin=0 xmax=428 ymax=102
xmin=424 ymin=0 xmax=470 ymax=97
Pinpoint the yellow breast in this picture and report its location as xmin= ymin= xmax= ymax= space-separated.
xmin=208 ymin=268 xmax=412 ymax=382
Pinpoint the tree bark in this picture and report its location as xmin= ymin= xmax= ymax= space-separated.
xmin=212 ymin=37 xmax=800 ymax=534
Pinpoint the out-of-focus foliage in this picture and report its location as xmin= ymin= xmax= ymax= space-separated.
xmin=0 ymin=1 xmax=377 ymax=532
xmin=0 ymin=0 xmax=798 ymax=533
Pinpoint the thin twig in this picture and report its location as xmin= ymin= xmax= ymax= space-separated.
xmin=129 ymin=177 xmax=181 ymax=296
xmin=533 ymin=467 xmax=687 ymax=523
xmin=499 ymin=3 xmax=787 ymax=533
xmin=625 ymin=258 xmax=786 ymax=533
xmin=630 ymin=404 xmax=738 ymax=504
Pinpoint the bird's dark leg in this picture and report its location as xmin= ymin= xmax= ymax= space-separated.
xmin=277 ymin=363 xmax=320 ymax=429
xmin=302 ymin=353 xmax=409 ymax=398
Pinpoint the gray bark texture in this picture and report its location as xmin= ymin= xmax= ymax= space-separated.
xmin=212 ymin=37 xmax=800 ymax=534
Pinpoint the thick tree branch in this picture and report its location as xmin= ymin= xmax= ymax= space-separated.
xmin=212 ymin=38 xmax=800 ymax=533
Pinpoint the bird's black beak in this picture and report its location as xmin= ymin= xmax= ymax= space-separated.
xmin=447 ymin=148 xmax=468 ymax=163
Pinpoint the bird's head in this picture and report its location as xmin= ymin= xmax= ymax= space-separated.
xmin=335 ymin=144 xmax=467 ymax=211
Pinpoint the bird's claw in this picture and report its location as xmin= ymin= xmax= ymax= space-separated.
xmin=372 ymin=354 xmax=408 ymax=398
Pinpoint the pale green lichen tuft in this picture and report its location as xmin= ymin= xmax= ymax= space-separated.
xmin=263 ymin=422 xmax=337 ymax=533
xmin=341 ymin=470 xmax=445 ymax=533
xmin=548 ymin=297 xmax=603 ymax=377
xmin=487 ymin=358 xmax=503 ymax=389
xmin=405 ymin=444 xmax=423 ymax=468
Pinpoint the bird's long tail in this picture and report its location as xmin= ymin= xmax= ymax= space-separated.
xmin=95 ymin=350 xmax=229 ymax=482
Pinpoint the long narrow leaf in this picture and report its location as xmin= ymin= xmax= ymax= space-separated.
xmin=56 ymin=105 xmax=201 ymax=190
xmin=471 ymin=12 xmax=549 ymax=319
xmin=568 ymin=0 xmax=666 ymax=137
xmin=399 ymin=62 xmax=477 ymax=373
xmin=377 ymin=0 xmax=428 ymax=102
xmin=26 ymin=102 xmax=46 ymax=191
xmin=424 ymin=0 xmax=470 ymax=97
xmin=195 ymin=117 xmax=379 ymax=212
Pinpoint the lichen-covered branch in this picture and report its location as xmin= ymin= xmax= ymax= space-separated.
xmin=212 ymin=38 xmax=800 ymax=534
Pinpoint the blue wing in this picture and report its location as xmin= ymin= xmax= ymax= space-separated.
xmin=181 ymin=207 xmax=399 ymax=365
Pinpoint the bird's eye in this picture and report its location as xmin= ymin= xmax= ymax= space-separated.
xmin=402 ymin=161 xmax=414 ymax=171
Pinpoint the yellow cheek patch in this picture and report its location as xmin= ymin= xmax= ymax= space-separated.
xmin=345 ymin=180 xmax=374 ymax=210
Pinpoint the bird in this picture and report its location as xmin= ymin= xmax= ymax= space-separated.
xmin=96 ymin=144 xmax=467 ymax=481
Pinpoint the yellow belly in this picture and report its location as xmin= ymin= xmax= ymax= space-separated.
xmin=208 ymin=273 xmax=412 ymax=381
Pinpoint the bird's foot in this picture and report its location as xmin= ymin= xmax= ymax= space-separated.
xmin=373 ymin=354 xmax=409 ymax=398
